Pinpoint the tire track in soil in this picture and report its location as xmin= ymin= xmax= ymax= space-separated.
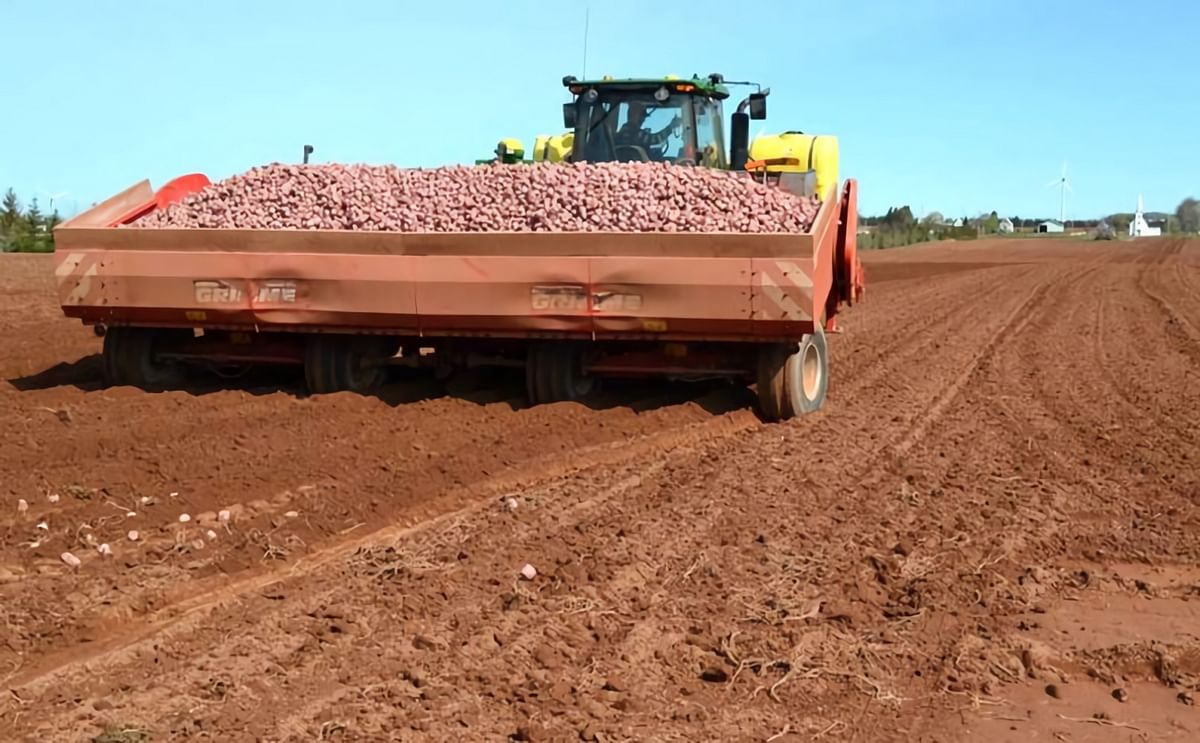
xmin=724 ymin=256 xmax=1145 ymax=737
xmin=887 ymin=268 xmax=1164 ymax=713
xmin=924 ymin=243 xmax=1200 ymax=743
xmin=1135 ymin=238 xmax=1200 ymax=361
xmin=1095 ymin=268 xmax=1198 ymax=448
xmin=835 ymin=264 xmax=1035 ymax=400
xmin=265 ymin=454 xmax=691 ymax=739
xmin=839 ymin=261 xmax=1039 ymax=392
xmin=1003 ymin=249 xmax=1200 ymax=560
xmin=826 ymin=262 xmax=1061 ymax=500
xmin=408 ymin=261 xmax=1092 ymax=740
xmin=0 ymin=373 xmax=761 ymax=666
xmin=0 ymin=390 xmax=746 ymax=674
xmin=716 ymin=251 xmax=1192 ymax=738
xmin=890 ymin=274 xmax=1051 ymax=459
xmin=2 ymin=404 xmax=761 ymax=695
xmin=7 ymin=426 xmax=775 ymax=740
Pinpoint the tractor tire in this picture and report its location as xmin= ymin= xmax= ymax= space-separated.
xmin=304 ymin=334 xmax=393 ymax=395
xmin=101 ymin=327 xmax=186 ymax=390
xmin=525 ymin=344 xmax=594 ymax=405
xmin=756 ymin=328 xmax=828 ymax=421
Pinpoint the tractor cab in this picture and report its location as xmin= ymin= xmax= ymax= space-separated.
xmin=560 ymin=74 xmax=767 ymax=170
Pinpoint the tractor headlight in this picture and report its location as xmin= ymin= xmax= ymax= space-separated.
xmin=584 ymin=88 xmax=599 ymax=102
xmin=654 ymin=85 xmax=670 ymax=102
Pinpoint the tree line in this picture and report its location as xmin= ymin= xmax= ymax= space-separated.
xmin=1 ymin=189 xmax=60 ymax=252
xmin=860 ymin=197 xmax=1198 ymax=250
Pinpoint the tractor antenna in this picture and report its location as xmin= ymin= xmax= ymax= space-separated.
xmin=582 ymin=6 xmax=590 ymax=79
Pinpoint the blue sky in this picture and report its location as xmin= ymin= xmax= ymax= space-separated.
xmin=1 ymin=0 xmax=1195 ymax=219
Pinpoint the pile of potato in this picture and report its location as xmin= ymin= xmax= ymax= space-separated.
xmin=133 ymin=162 xmax=822 ymax=233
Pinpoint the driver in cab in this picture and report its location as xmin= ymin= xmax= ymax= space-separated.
xmin=613 ymin=102 xmax=681 ymax=157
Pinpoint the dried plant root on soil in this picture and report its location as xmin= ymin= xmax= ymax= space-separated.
xmin=130 ymin=162 xmax=822 ymax=233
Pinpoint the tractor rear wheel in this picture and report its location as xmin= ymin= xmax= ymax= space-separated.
xmin=304 ymin=334 xmax=394 ymax=395
xmin=526 ymin=345 xmax=594 ymax=405
xmin=102 ymin=327 xmax=187 ymax=390
xmin=756 ymin=328 xmax=828 ymax=421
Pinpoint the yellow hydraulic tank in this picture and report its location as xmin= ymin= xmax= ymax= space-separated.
xmin=748 ymin=132 xmax=839 ymax=200
xmin=533 ymin=132 xmax=574 ymax=163
xmin=497 ymin=137 xmax=525 ymax=161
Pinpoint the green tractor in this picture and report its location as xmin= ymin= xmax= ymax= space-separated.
xmin=483 ymin=73 xmax=838 ymax=203
xmin=558 ymin=73 xmax=763 ymax=170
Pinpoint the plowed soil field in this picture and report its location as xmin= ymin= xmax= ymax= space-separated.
xmin=2 ymin=237 xmax=1199 ymax=742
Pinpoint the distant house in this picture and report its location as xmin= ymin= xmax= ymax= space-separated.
xmin=1037 ymin=220 xmax=1064 ymax=234
xmin=998 ymin=217 xmax=1015 ymax=234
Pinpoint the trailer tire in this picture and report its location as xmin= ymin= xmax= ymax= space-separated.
xmin=526 ymin=345 xmax=594 ymax=405
xmin=102 ymin=327 xmax=186 ymax=390
xmin=304 ymin=335 xmax=392 ymax=395
xmin=756 ymin=328 xmax=828 ymax=421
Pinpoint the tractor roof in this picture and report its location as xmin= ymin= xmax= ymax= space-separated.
xmin=563 ymin=74 xmax=731 ymax=99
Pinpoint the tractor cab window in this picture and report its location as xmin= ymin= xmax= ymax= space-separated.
xmin=693 ymin=97 xmax=725 ymax=168
xmin=577 ymin=92 xmax=690 ymax=163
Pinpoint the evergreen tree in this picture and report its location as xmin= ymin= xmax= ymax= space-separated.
xmin=25 ymin=196 xmax=43 ymax=231
xmin=1 ymin=188 xmax=20 ymax=235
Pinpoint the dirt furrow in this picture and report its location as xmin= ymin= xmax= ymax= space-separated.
xmin=1135 ymin=239 xmax=1200 ymax=362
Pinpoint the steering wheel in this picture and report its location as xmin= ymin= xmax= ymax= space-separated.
xmin=614 ymin=145 xmax=650 ymax=162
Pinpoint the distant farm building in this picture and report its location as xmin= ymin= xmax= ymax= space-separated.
xmin=998 ymin=217 xmax=1014 ymax=234
xmin=1037 ymin=220 xmax=1064 ymax=233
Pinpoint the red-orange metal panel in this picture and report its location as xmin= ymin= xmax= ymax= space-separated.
xmin=588 ymin=256 xmax=752 ymax=337
xmin=414 ymin=255 xmax=593 ymax=335
xmin=56 ymin=249 xmax=421 ymax=330
xmin=749 ymin=187 xmax=838 ymax=337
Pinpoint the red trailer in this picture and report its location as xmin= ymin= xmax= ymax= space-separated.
xmin=52 ymin=75 xmax=864 ymax=421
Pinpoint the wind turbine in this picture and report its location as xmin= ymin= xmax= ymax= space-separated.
xmin=34 ymin=189 xmax=70 ymax=215
xmin=48 ymin=191 xmax=69 ymax=215
xmin=1046 ymin=162 xmax=1072 ymax=225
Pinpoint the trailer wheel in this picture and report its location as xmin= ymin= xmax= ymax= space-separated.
xmin=756 ymin=328 xmax=828 ymax=421
xmin=304 ymin=335 xmax=392 ymax=395
xmin=526 ymin=345 xmax=594 ymax=405
xmin=102 ymin=327 xmax=186 ymax=390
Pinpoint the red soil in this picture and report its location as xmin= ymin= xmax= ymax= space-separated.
xmin=1 ymin=237 xmax=1198 ymax=741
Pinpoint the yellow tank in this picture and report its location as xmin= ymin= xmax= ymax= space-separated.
xmin=533 ymin=132 xmax=574 ymax=163
xmin=497 ymin=137 xmax=525 ymax=161
xmin=748 ymin=132 xmax=839 ymax=200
